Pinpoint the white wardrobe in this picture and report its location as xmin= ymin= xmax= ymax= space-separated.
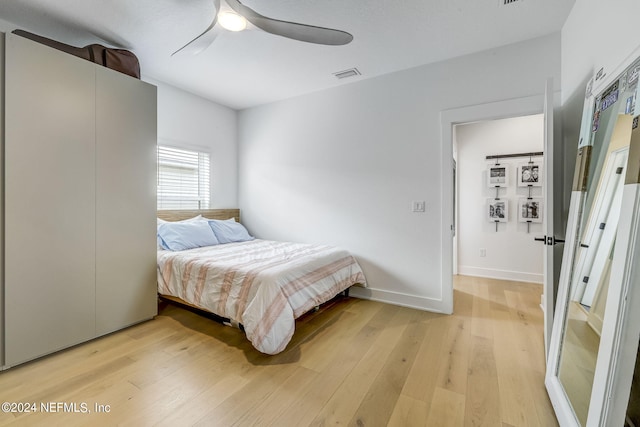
xmin=0 ymin=32 xmax=157 ymax=368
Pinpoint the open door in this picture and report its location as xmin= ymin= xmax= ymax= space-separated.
xmin=541 ymin=77 xmax=557 ymax=358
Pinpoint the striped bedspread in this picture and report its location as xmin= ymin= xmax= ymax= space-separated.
xmin=157 ymin=239 xmax=366 ymax=354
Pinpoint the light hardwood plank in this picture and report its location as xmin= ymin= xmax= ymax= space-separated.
xmin=232 ymin=366 xmax=319 ymax=426
xmin=310 ymin=308 xmax=415 ymax=425
xmin=464 ymin=335 xmax=501 ymax=427
xmin=436 ymin=315 xmax=471 ymax=396
xmin=471 ymin=280 xmax=494 ymax=339
xmin=348 ymin=310 xmax=428 ymax=426
xmin=155 ymin=374 xmax=249 ymax=427
xmin=401 ymin=316 xmax=449 ymax=403
xmin=273 ymin=303 xmax=400 ymax=426
xmin=389 ymin=394 xmax=430 ymax=427
xmin=425 ymin=387 xmax=465 ymax=427
xmin=492 ymin=308 xmax=541 ymax=426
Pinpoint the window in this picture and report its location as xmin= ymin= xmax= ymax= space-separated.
xmin=157 ymin=145 xmax=210 ymax=210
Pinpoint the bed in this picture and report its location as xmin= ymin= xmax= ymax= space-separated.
xmin=156 ymin=209 xmax=366 ymax=354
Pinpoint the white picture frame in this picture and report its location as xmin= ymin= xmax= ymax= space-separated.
xmin=487 ymin=199 xmax=508 ymax=222
xmin=517 ymin=162 xmax=543 ymax=187
xmin=487 ymin=164 xmax=509 ymax=187
xmin=518 ymin=198 xmax=543 ymax=223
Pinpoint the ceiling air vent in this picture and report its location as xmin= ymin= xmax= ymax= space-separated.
xmin=500 ymin=0 xmax=522 ymax=5
xmin=333 ymin=68 xmax=361 ymax=80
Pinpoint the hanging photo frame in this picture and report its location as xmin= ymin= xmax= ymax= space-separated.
xmin=517 ymin=162 xmax=543 ymax=187
xmin=487 ymin=164 xmax=510 ymax=187
xmin=487 ymin=199 xmax=508 ymax=222
xmin=518 ymin=198 xmax=543 ymax=223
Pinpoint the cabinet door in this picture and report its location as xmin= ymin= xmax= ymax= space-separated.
xmin=0 ymin=33 xmax=5 ymax=368
xmin=95 ymin=66 xmax=157 ymax=336
xmin=4 ymin=34 xmax=96 ymax=366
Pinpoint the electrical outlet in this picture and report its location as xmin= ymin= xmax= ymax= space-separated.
xmin=412 ymin=201 xmax=426 ymax=212
xmin=479 ymin=248 xmax=486 ymax=257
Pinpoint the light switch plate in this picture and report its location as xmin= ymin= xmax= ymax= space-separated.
xmin=412 ymin=201 xmax=426 ymax=212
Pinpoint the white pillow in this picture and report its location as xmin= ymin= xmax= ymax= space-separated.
xmin=157 ymin=215 xmax=204 ymax=226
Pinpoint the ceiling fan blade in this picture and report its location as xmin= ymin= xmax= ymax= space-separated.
xmin=226 ymin=0 xmax=353 ymax=46
xmin=172 ymin=0 xmax=222 ymax=56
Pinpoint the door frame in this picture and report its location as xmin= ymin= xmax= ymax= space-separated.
xmin=440 ymin=93 xmax=554 ymax=314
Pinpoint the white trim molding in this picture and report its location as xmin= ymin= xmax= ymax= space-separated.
xmin=457 ymin=266 xmax=543 ymax=284
xmin=349 ymin=286 xmax=449 ymax=314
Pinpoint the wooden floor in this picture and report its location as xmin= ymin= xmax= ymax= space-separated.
xmin=0 ymin=275 xmax=557 ymax=426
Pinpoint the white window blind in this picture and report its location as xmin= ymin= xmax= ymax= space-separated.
xmin=157 ymin=145 xmax=210 ymax=210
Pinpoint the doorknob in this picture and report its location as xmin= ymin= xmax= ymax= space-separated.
xmin=536 ymin=236 xmax=565 ymax=245
xmin=548 ymin=236 xmax=565 ymax=245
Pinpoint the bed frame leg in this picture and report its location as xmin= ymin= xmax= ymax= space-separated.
xmin=344 ymin=288 xmax=350 ymax=298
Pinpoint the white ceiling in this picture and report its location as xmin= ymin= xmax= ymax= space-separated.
xmin=0 ymin=0 xmax=575 ymax=110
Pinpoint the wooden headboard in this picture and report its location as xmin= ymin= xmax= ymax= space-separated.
xmin=157 ymin=209 xmax=240 ymax=222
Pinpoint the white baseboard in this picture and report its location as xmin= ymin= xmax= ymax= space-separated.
xmin=348 ymin=286 xmax=449 ymax=314
xmin=457 ymin=266 xmax=543 ymax=284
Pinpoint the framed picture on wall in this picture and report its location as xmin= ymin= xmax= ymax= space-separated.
xmin=518 ymin=198 xmax=543 ymax=223
xmin=487 ymin=199 xmax=508 ymax=222
xmin=517 ymin=162 xmax=543 ymax=187
xmin=487 ymin=164 xmax=510 ymax=187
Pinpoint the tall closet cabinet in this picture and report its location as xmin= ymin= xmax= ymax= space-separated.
xmin=0 ymin=32 xmax=157 ymax=368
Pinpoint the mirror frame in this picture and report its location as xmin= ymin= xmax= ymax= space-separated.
xmin=546 ymin=47 xmax=640 ymax=426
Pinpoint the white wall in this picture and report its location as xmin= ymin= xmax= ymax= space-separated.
xmin=562 ymin=0 xmax=640 ymax=105
xmin=561 ymin=0 xmax=640 ymax=214
xmin=456 ymin=115 xmax=544 ymax=283
xmin=238 ymin=34 xmax=561 ymax=313
xmin=143 ymin=79 xmax=238 ymax=208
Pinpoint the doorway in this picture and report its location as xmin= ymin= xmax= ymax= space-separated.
xmin=453 ymin=115 xmax=545 ymax=283
xmin=439 ymin=93 xmax=555 ymax=314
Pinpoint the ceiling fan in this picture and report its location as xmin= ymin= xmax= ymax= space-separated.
xmin=172 ymin=0 xmax=353 ymax=56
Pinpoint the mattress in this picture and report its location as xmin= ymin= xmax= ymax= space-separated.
xmin=157 ymin=239 xmax=366 ymax=354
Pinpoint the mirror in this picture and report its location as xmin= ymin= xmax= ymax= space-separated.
xmin=626 ymin=342 xmax=640 ymax=426
xmin=551 ymin=58 xmax=640 ymax=426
